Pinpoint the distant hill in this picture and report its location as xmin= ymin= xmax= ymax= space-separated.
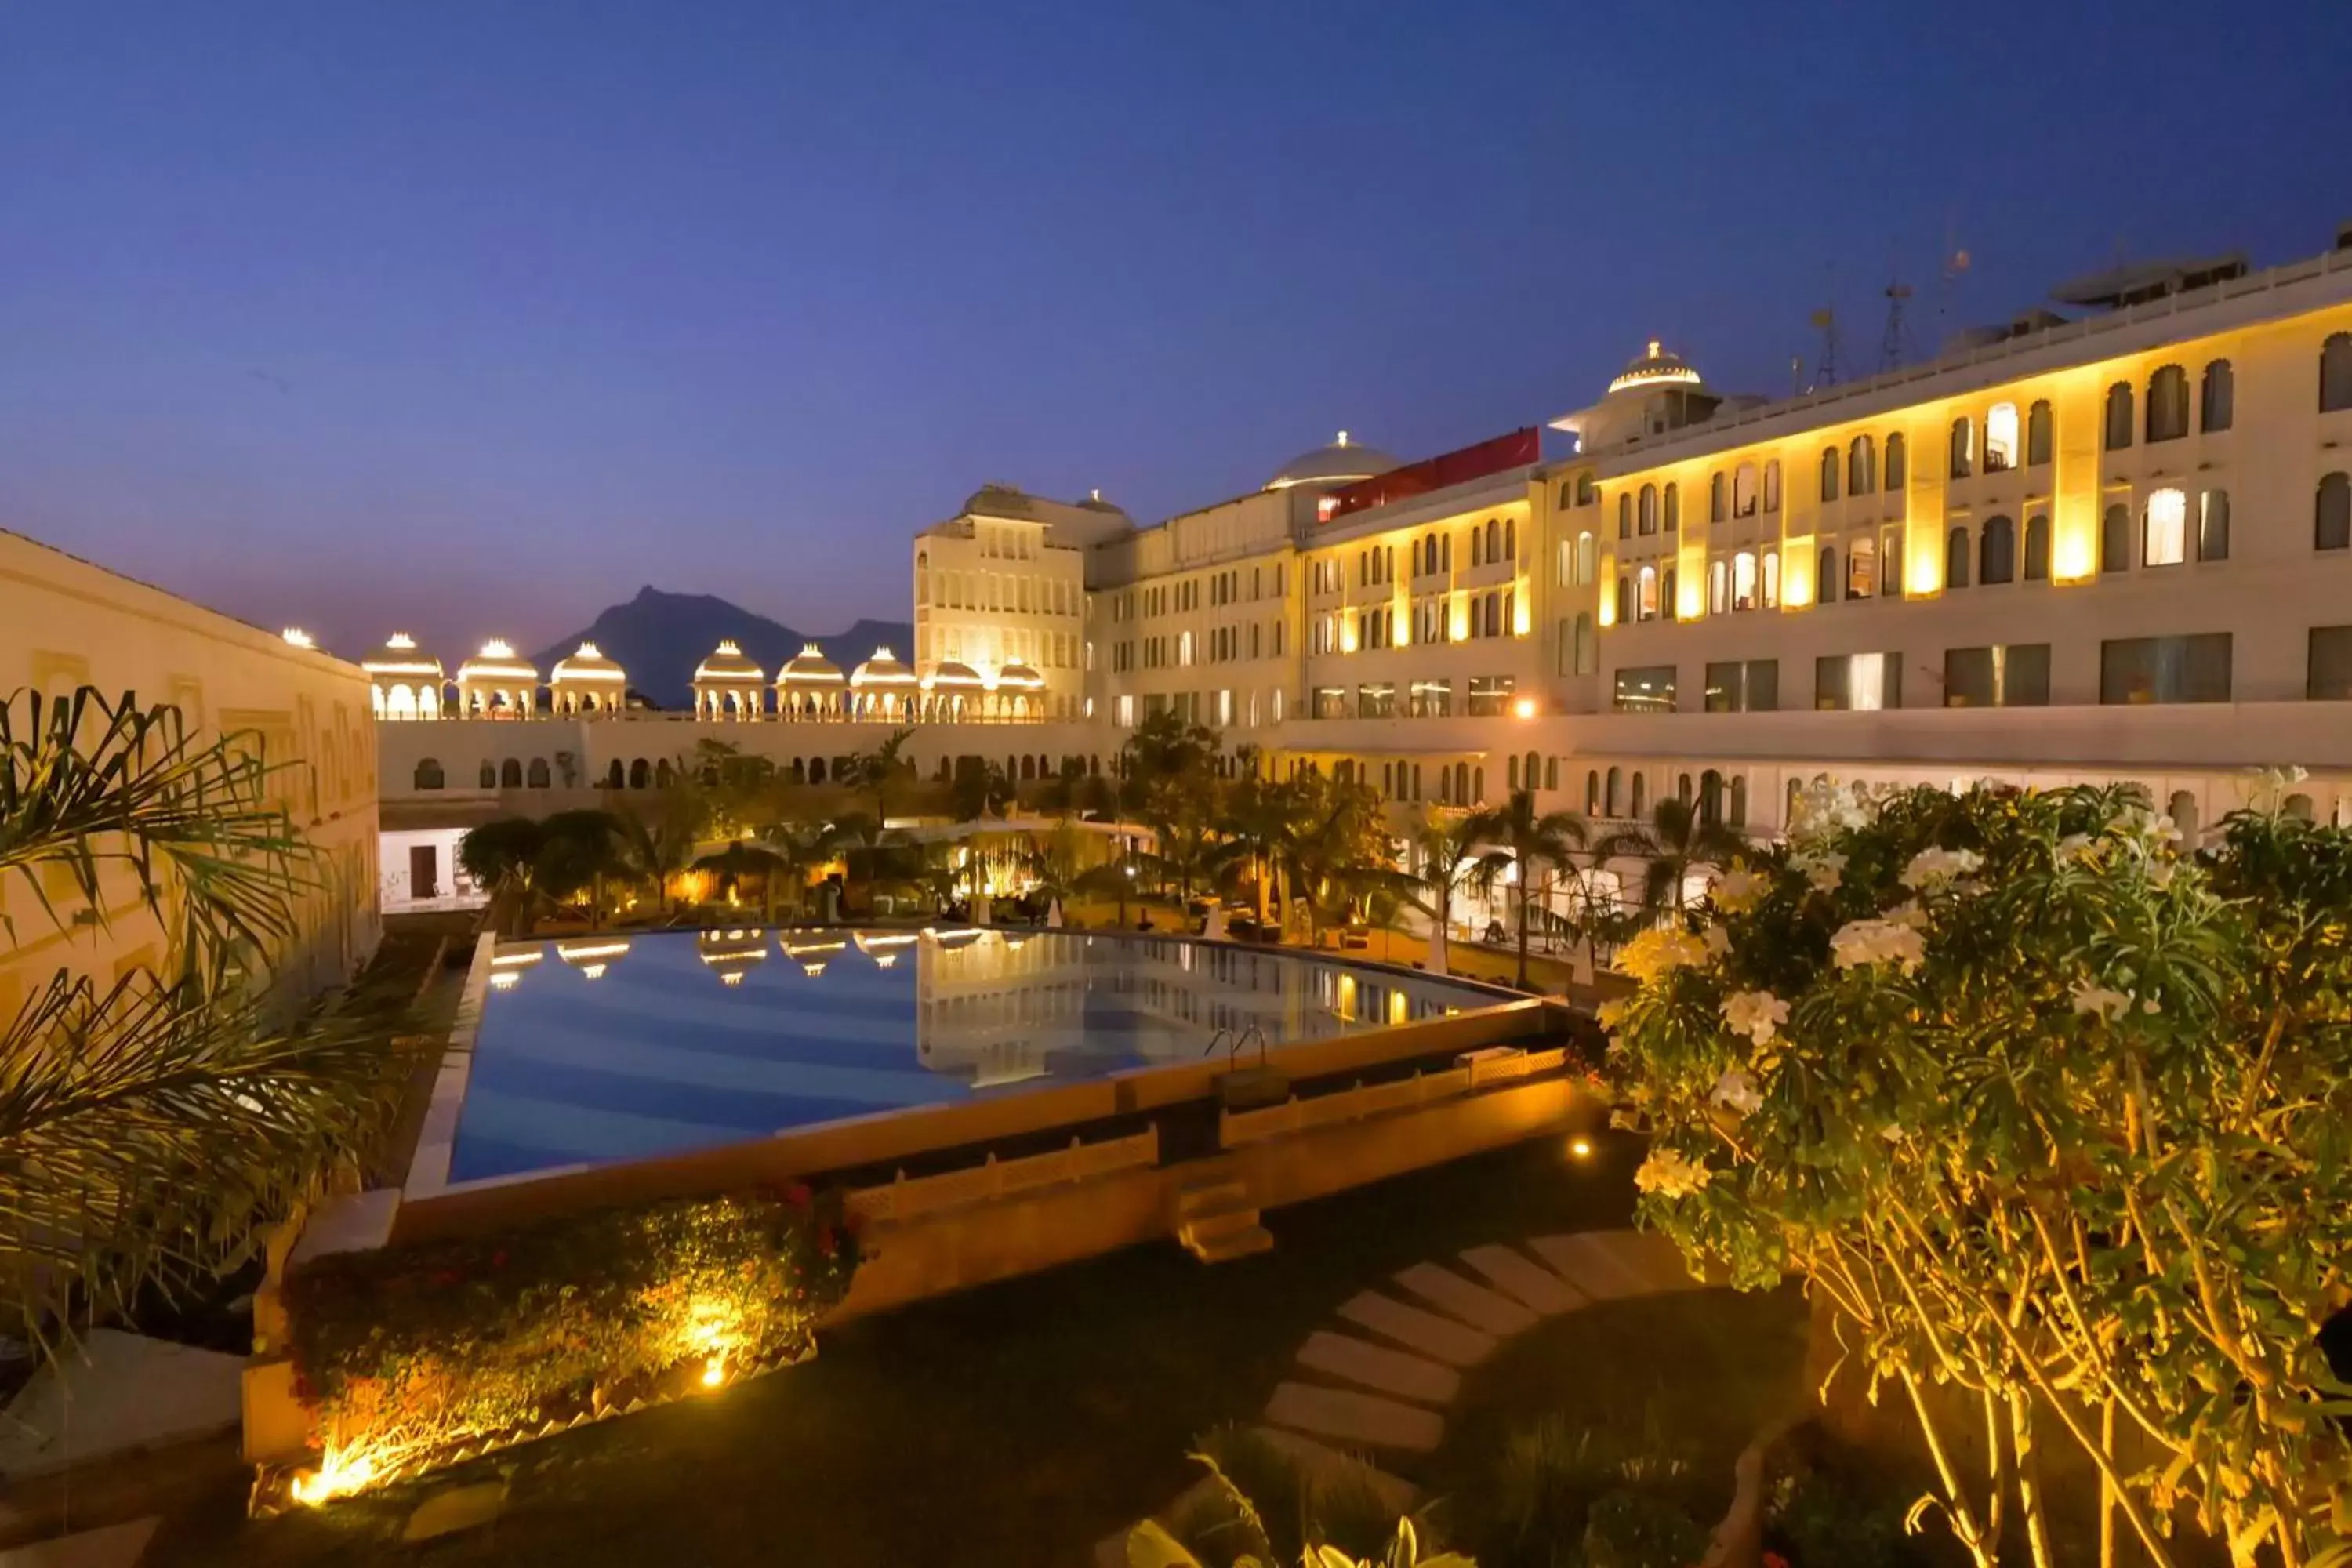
xmin=530 ymin=586 xmax=911 ymax=710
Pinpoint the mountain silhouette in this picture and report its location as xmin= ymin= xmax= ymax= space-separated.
xmin=530 ymin=586 xmax=911 ymax=710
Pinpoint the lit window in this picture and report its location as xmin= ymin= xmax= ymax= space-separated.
xmin=1708 ymin=560 xmax=1728 ymax=615
xmin=1733 ymin=463 xmax=1759 ymax=517
xmin=1732 ymin=551 xmax=1757 ymax=611
xmin=1760 ymin=550 xmax=1780 ymax=609
xmin=1636 ymin=565 xmax=1659 ymax=621
xmin=1984 ymin=403 xmax=2018 ymax=470
xmin=2143 ymin=488 xmax=2188 ymax=567
xmin=1846 ymin=535 xmax=1878 ymax=600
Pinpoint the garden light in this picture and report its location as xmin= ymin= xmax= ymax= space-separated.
xmin=1568 ymin=1137 xmax=1592 ymax=1160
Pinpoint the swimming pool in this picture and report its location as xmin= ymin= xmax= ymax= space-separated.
xmin=451 ymin=927 xmax=1509 ymax=1183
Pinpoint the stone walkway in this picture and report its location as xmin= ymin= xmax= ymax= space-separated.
xmin=1260 ymin=1229 xmax=1711 ymax=1460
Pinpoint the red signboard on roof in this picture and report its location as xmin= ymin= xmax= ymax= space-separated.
xmin=1319 ymin=426 xmax=1541 ymax=524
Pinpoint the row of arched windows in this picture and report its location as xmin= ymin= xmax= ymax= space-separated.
xmin=1944 ymin=514 xmax=2054 ymax=589
xmin=1817 ymin=431 xmax=1910 ymax=501
xmin=1706 ymin=461 xmax=1784 ymax=523
xmin=2103 ymin=361 xmax=2236 ymax=451
xmin=1618 ymin=481 xmax=1682 ymax=539
xmin=1581 ymin=767 xmax=1748 ymax=828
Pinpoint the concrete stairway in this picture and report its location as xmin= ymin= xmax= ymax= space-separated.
xmin=1176 ymin=1174 xmax=1273 ymax=1263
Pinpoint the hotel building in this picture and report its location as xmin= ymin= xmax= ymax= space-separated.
xmin=365 ymin=234 xmax=2352 ymax=916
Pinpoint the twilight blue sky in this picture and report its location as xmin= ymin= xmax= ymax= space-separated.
xmin=4 ymin=2 xmax=2348 ymax=658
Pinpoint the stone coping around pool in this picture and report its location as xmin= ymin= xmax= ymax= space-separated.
xmin=388 ymin=928 xmax=1563 ymax=1246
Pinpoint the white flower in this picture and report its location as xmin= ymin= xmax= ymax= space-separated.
xmin=2146 ymin=859 xmax=2177 ymax=891
xmin=1830 ymin=917 xmax=1927 ymax=975
xmin=2070 ymin=982 xmax=2131 ymax=1022
xmin=1900 ymin=847 xmax=1984 ymax=891
xmin=1634 ymin=1146 xmax=1714 ymax=1198
xmin=2055 ymin=833 xmax=2100 ymax=867
xmin=1793 ymin=850 xmax=1847 ymax=893
xmin=1721 ymin=989 xmax=1789 ymax=1046
xmin=1711 ymin=866 xmax=1766 ymax=913
xmin=1708 ymin=1067 xmax=1764 ymax=1118
xmin=1702 ymin=924 xmax=1733 ymax=958
xmin=1616 ymin=927 xmax=1708 ymax=985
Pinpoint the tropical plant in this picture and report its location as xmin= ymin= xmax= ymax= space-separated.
xmin=613 ymin=787 xmax=707 ymax=916
xmin=1272 ymin=771 xmax=1399 ymax=946
xmin=949 ymin=757 xmax=1015 ymax=823
xmin=0 ymin=687 xmax=412 ymax=1348
xmin=1211 ymin=760 xmax=1299 ymax=927
xmin=1465 ymin=789 xmax=1591 ymax=989
xmin=534 ymin=809 xmax=630 ymax=925
xmin=842 ymin=728 xmax=916 ymax=823
xmin=1127 ymin=1442 xmax=1472 ymax=1568
xmin=1397 ymin=808 xmax=1486 ymax=978
xmin=818 ymin=813 xmax=920 ymax=913
xmin=1602 ymin=777 xmax=2352 ymax=1568
xmin=1595 ymin=794 xmax=1746 ymax=919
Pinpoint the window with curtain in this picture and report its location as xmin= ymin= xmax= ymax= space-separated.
xmin=2198 ymin=489 xmax=2230 ymax=561
xmin=1817 ymin=545 xmax=1838 ymax=603
xmin=1733 ymin=463 xmax=1759 ymax=516
xmin=1944 ymin=644 xmax=2051 ymax=707
xmin=1639 ymin=485 xmax=1657 ymax=535
xmin=1846 ymin=535 xmax=1878 ymax=599
xmin=2100 ymin=633 xmax=2231 ymax=704
xmin=1636 ymin=566 xmax=1658 ymax=621
xmin=1814 ymin=652 xmax=1902 ymax=711
xmin=1708 ymin=559 xmax=1728 ymax=615
xmin=2322 ymin=333 xmax=2352 ymax=413
xmin=1819 ymin=447 xmax=1840 ymax=503
xmin=2146 ymin=365 xmax=2190 ymax=443
xmin=1849 ymin=435 xmax=1875 ymax=495
xmin=1662 ymin=485 xmax=1679 ymax=533
xmin=1884 ymin=432 xmax=1907 ymax=490
xmin=1618 ymin=495 xmax=1632 ymax=539
xmin=1945 ymin=525 xmax=1971 ymax=589
xmin=2200 ymin=361 xmax=2234 ymax=433
xmin=1763 ymin=460 xmax=1781 ymax=511
xmin=2143 ymin=488 xmax=2188 ymax=566
xmin=2104 ymin=383 xmax=2136 ymax=450
xmin=1732 ymin=551 xmax=1757 ymax=611
xmin=1980 ymin=515 xmax=2016 ymax=584
xmin=1711 ymin=472 xmax=1726 ymax=522
xmin=2318 ymin=473 xmax=2352 ymax=550
xmin=2024 ymin=514 xmax=2052 ymax=581
xmin=1948 ymin=417 xmax=1973 ymax=478
xmin=2101 ymin=504 xmax=2132 ymax=573
xmin=2026 ymin=401 xmax=2053 ymax=466
xmin=1762 ymin=550 xmax=1780 ymax=609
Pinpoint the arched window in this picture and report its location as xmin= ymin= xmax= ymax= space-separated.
xmin=1573 ymin=612 xmax=1595 ymax=675
xmin=526 ymin=757 xmax=550 ymax=789
xmin=2146 ymin=365 xmax=2190 ymax=443
xmin=1945 ymin=524 xmax=1972 ymax=590
xmin=1472 ymin=765 xmax=1484 ymax=804
xmin=1442 ymin=535 xmax=1451 ymax=572
xmin=1761 ymin=550 xmax=1780 ymax=608
xmin=1883 ymin=432 xmax=1906 ymax=491
xmin=1817 ymin=545 xmax=1838 ymax=604
xmin=1559 ymin=480 xmax=1573 ymax=510
xmin=1662 ymin=483 xmax=1679 ymax=532
xmin=1984 ymin=403 xmax=2019 ymax=470
xmin=630 ymin=758 xmax=650 ymax=788
xmin=1617 ymin=494 xmax=1632 ymax=539
xmin=1636 ymin=565 xmax=1659 ymax=621
xmin=1586 ymin=770 xmax=1601 ymax=815
xmin=655 ymin=758 xmax=675 ymax=788
xmin=1639 ymin=484 xmax=1658 ymax=535
xmin=1819 ymin=447 xmax=1841 ymax=503
xmin=1631 ymin=773 xmax=1648 ymax=818
xmin=1577 ymin=531 xmax=1596 ymax=583
xmin=1508 ymin=754 xmax=1520 ymax=791
xmin=2024 ymin=514 xmax=2051 ymax=581
xmin=1605 ymin=767 xmax=1621 ymax=817
xmin=2321 ymin=333 xmax=2352 ymax=413
xmin=1762 ymin=459 xmax=1782 ymax=512
xmin=1980 ymin=515 xmax=2016 ymax=584
xmin=2026 ymin=401 xmax=2053 ymax=466
xmin=2316 ymin=473 xmax=2351 ymax=550
xmin=414 ymin=758 xmax=444 ymax=790
xmin=1696 ymin=769 xmax=1722 ymax=826
xmin=1486 ymin=517 xmax=1501 ymax=558
xmin=1729 ymin=776 xmax=1748 ymax=829
xmin=1848 ymin=434 xmax=1875 ymax=495
xmin=2101 ymin=503 xmax=2132 ymax=572
xmin=1677 ymin=772 xmax=1693 ymax=805
xmin=1469 ymin=529 xmax=1482 ymax=568
xmin=478 ymin=760 xmax=496 ymax=789
xmin=1708 ymin=559 xmax=1729 ymax=615
xmin=604 ymin=758 xmax=624 ymax=788
xmin=1710 ymin=472 xmax=1726 ymax=522
xmin=1616 ymin=575 xmax=1633 ymax=625
xmin=2198 ymin=488 xmax=2230 ymax=561
xmin=2143 ymin=488 xmax=2188 ymax=566
xmin=2103 ymin=383 xmax=2135 ymax=450
xmin=499 ymin=758 xmax=523 ymax=789
xmin=1733 ymin=462 xmax=1759 ymax=516
xmin=1947 ymin=416 xmax=1974 ymax=478
xmin=2200 ymin=360 xmax=2234 ymax=433
xmin=1661 ymin=566 xmax=1678 ymax=621
xmin=1731 ymin=551 xmax=1757 ymax=611
xmin=1505 ymin=516 xmax=1516 ymax=559
xmin=1846 ymin=535 xmax=1877 ymax=599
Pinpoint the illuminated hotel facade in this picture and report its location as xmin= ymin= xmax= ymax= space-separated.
xmin=371 ymin=235 xmax=2352 ymax=913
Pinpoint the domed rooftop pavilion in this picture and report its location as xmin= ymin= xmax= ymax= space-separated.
xmin=1264 ymin=430 xmax=1403 ymax=492
xmin=691 ymin=640 xmax=767 ymax=720
xmin=550 ymin=641 xmax=628 ymax=715
xmin=361 ymin=632 xmax=445 ymax=720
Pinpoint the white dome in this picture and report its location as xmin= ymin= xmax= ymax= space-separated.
xmin=1606 ymin=339 xmax=1706 ymax=395
xmin=777 ymin=644 xmax=845 ymax=686
xmin=1265 ymin=430 xmax=1403 ymax=492
xmin=694 ymin=639 xmax=764 ymax=684
xmin=456 ymin=640 xmax=538 ymax=684
xmin=362 ymin=632 xmax=443 ymax=680
xmin=851 ymin=647 xmax=916 ymax=687
xmin=994 ymin=662 xmax=1044 ymax=689
xmin=926 ymin=660 xmax=984 ymax=688
xmin=550 ymin=641 xmax=626 ymax=686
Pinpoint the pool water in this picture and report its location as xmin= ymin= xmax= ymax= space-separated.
xmin=452 ymin=927 xmax=1506 ymax=1183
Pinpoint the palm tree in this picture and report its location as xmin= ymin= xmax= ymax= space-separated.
xmin=843 ymin=728 xmax=916 ymax=823
xmin=1595 ymin=793 xmax=1747 ymax=920
xmin=0 ymin=687 xmax=412 ymax=1347
xmin=1399 ymin=808 xmax=1486 ymax=978
xmin=1464 ymin=789 xmax=1589 ymax=989
xmin=614 ymin=789 xmax=706 ymax=917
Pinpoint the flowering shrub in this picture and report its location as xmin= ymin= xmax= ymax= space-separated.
xmin=285 ymin=1185 xmax=858 ymax=1481
xmin=1603 ymin=779 xmax=2352 ymax=1568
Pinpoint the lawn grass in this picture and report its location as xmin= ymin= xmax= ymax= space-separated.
xmin=149 ymin=1131 xmax=1641 ymax=1568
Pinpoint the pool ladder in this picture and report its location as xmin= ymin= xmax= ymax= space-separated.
xmin=1203 ymin=1023 xmax=1269 ymax=1071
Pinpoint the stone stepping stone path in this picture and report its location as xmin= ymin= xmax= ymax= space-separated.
xmin=1262 ymin=1229 xmax=1722 ymax=1473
